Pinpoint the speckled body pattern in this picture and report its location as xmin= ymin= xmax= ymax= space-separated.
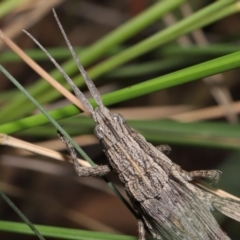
xmin=90 ymin=106 xmax=239 ymax=240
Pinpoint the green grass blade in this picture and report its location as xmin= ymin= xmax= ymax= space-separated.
xmin=1 ymin=49 xmax=240 ymax=133
xmin=161 ymin=44 xmax=240 ymax=57
xmin=79 ymin=0 xmax=237 ymax=83
xmin=131 ymin=120 xmax=240 ymax=150
xmin=4 ymin=0 xmax=235 ymax=122
xmin=19 ymin=117 xmax=240 ymax=150
xmin=0 ymin=47 xmax=83 ymax=63
xmin=0 ymin=191 xmax=45 ymax=240
xmin=0 ymin=221 xmax=137 ymax=240
xmin=0 ymin=0 xmax=187 ymax=122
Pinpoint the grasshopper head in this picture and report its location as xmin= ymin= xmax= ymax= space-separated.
xmin=94 ymin=106 xmax=126 ymax=147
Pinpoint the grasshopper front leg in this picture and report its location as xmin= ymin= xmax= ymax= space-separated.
xmin=74 ymin=163 xmax=111 ymax=177
xmin=58 ymin=132 xmax=111 ymax=177
xmin=156 ymin=144 xmax=171 ymax=155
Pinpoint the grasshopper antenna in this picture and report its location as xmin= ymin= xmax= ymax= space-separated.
xmin=52 ymin=8 xmax=104 ymax=108
xmin=22 ymin=30 xmax=95 ymax=119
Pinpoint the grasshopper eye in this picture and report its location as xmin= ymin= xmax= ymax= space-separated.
xmin=112 ymin=113 xmax=125 ymax=124
xmin=94 ymin=125 xmax=104 ymax=139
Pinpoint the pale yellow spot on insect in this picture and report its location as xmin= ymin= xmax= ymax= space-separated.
xmin=118 ymin=144 xmax=153 ymax=190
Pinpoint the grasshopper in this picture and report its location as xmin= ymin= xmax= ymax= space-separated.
xmin=24 ymin=10 xmax=240 ymax=240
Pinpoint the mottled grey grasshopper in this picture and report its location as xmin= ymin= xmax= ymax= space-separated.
xmin=25 ymin=10 xmax=240 ymax=240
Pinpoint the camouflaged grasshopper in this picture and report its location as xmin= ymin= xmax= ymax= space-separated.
xmin=24 ymin=9 xmax=240 ymax=240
